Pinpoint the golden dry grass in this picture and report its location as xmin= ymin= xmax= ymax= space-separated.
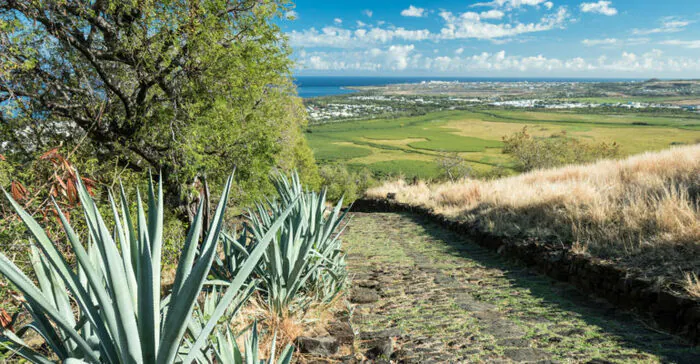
xmin=367 ymin=144 xmax=700 ymax=293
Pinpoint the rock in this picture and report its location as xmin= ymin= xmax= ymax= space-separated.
xmin=327 ymin=321 xmax=355 ymax=345
xmin=350 ymin=287 xmax=380 ymax=304
xmin=365 ymin=337 xmax=393 ymax=359
xmin=357 ymin=279 xmax=381 ymax=289
xmin=503 ymin=348 xmax=552 ymax=362
xmin=295 ymin=336 xmax=340 ymax=356
xmin=360 ymin=327 xmax=402 ymax=340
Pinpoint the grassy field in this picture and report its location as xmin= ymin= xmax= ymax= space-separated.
xmin=367 ymin=145 xmax=700 ymax=295
xmin=306 ymin=108 xmax=700 ymax=178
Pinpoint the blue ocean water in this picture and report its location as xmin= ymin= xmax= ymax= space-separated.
xmin=294 ymin=76 xmax=644 ymax=99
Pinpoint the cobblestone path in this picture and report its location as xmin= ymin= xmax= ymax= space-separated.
xmin=343 ymin=213 xmax=699 ymax=363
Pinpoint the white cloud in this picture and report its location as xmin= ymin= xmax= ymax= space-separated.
xmin=297 ymin=47 xmax=700 ymax=75
xmin=363 ymin=9 xmax=373 ymax=18
xmin=544 ymin=2 xmax=554 ymax=10
xmin=582 ymin=38 xmax=617 ymax=46
xmin=582 ymin=38 xmax=649 ymax=47
xmin=580 ymin=1 xmax=617 ymax=16
xmin=456 ymin=48 xmax=465 ymax=55
xmin=288 ymin=26 xmax=431 ymax=48
xmin=285 ymin=10 xmax=298 ymax=19
xmin=401 ymin=5 xmax=426 ymax=17
xmin=660 ymin=40 xmax=700 ymax=49
xmin=480 ymin=10 xmax=505 ymax=20
xmin=334 ymin=18 xmax=342 ymax=24
xmin=632 ymin=17 xmax=691 ymax=35
xmin=473 ymin=0 xmax=549 ymax=9
xmin=438 ymin=6 xmax=569 ymax=40
xmin=385 ymin=45 xmax=415 ymax=70
xmin=356 ymin=21 xmax=366 ymax=27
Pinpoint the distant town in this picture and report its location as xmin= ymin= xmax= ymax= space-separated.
xmin=305 ymin=79 xmax=700 ymax=123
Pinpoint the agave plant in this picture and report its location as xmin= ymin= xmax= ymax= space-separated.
xmin=185 ymin=289 xmax=293 ymax=364
xmin=245 ymin=171 xmax=349 ymax=317
xmin=0 ymin=172 xmax=294 ymax=363
xmin=213 ymin=321 xmax=293 ymax=364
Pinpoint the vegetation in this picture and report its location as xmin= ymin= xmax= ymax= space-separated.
xmin=318 ymin=164 xmax=376 ymax=204
xmin=502 ymin=127 xmax=620 ymax=171
xmin=247 ymin=172 xmax=348 ymax=317
xmin=0 ymin=172 xmax=298 ymax=362
xmin=307 ymin=108 xmax=699 ymax=180
xmin=368 ymin=145 xmax=700 ymax=295
xmin=0 ymin=0 xmax=317 ymax=218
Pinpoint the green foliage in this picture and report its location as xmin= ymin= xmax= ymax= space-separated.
xmin=502 ymin=127 xmax=621 ymax=171
xmin=435 ymin=152 xmax=472 ymax=182
xmin=0 ymin=172 xmax=294 ymax=363
xmin=186 ymin=289 xmax=294 ymax=364
xmin=246 ymin=172 xmax=348 ymax=317
xmin=212 ymin=322 xmax=294 ymax=364
xmin=0 ymin=0 xmax=315 ymax=214
xmin=319 ymin=164 xmax=376 ymax=204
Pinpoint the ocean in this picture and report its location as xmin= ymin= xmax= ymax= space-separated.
xmin=294 ymin=76 xmax=644 ymax=99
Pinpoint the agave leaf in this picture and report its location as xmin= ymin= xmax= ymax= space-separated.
xmin=182 ymin=195 xmax=298 ymax=363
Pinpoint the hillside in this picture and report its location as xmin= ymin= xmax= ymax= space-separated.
xmin=367 ymin=144 xmax=700 ymax=295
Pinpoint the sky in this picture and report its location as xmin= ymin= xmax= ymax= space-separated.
xmin=279 ymin=0 xmax=700 ymax=78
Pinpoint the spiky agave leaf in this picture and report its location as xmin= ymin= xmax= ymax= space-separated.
xmin=0 ymin=170 xmax=297 ymax=363
xmin=243 ymin=171 xmax=349 ymax=317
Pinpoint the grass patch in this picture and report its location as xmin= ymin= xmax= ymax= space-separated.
xmin=307 ymin=108 xmax=700 ymax=178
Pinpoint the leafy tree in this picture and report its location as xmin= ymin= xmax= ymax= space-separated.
xmin=0 ymin=0 xmax=316 ymax=219
xmin=502 ymin=127 xmax=620 ymax=171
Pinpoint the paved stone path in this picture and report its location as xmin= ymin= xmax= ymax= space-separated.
xmin=343 ymin=212 xmax=699 ymax=363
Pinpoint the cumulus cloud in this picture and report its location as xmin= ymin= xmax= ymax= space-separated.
xmin=334 ymin=18 xmax=342 ymax=24
xmin=296 ymin=47 xmax=700 ymax=75
xmin=632 ymin=17 xmax=691 ymax=35
xmin=401 ymin=5 xmax=426 ymax=17
xmin=438 ymin=6 xmax=569 ymax=40
xmin=363 ymin=9 xmax=373 ymax=18
xmin=288 ymin=26 xmax=431 ymax=48
xmin=580 ymin=1 xmax=617 ymax=16
xmin=480 ymin=10 xmax=505 ymax=20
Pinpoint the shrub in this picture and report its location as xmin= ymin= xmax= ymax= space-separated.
xmin=318 ymin=164 xmax=375 ymax=204
xmin=502 ymin=127 xmax=620 ymax=171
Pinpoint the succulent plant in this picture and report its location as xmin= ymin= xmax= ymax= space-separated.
xmin=0 ymin=172 xmax=294 ymax=363
xmin=245 ymin=171 xmax=349 ymax=317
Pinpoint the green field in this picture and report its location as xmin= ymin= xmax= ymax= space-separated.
xmin=306 ymin=108 xmax=700 ymax=178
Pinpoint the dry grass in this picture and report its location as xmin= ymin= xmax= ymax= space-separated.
xmin=685 ymin=272 xmax=700 ymax=298
xmin=367 ymin=144 xmax=700 ymax=293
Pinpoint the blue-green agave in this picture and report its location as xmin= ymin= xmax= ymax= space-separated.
xmin=0 ymin=172 xmax=294 ymax=363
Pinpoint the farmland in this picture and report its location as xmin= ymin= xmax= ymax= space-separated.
xmin=306 ymin=107 xmax=700 ymax=178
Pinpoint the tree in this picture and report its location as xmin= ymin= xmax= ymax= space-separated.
xmin=0 ymin=0 xmax=316 ymax=219
xmin=436 ymin=152 xmax=471 ymax=182
xmin=502 ymin=127 xmax=620 ymax=171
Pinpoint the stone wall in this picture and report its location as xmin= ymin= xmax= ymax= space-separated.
xmin=351 ymin=198 xmax=700 ymax=345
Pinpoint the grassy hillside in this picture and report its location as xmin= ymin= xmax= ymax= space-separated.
xmin=367 ymin=145 xmax=700 ymax=296
xmin=306 ymin=108 xmax=700 ymax=179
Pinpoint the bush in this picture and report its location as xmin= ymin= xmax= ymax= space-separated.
xmin=318 ymin=164 xmax=376 ymax=204
xmin=503 ymin=127 xmax=620 ymax=171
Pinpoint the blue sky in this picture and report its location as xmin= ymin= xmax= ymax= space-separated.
xmin=279 ymin=1 xmax=700 ymax=77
